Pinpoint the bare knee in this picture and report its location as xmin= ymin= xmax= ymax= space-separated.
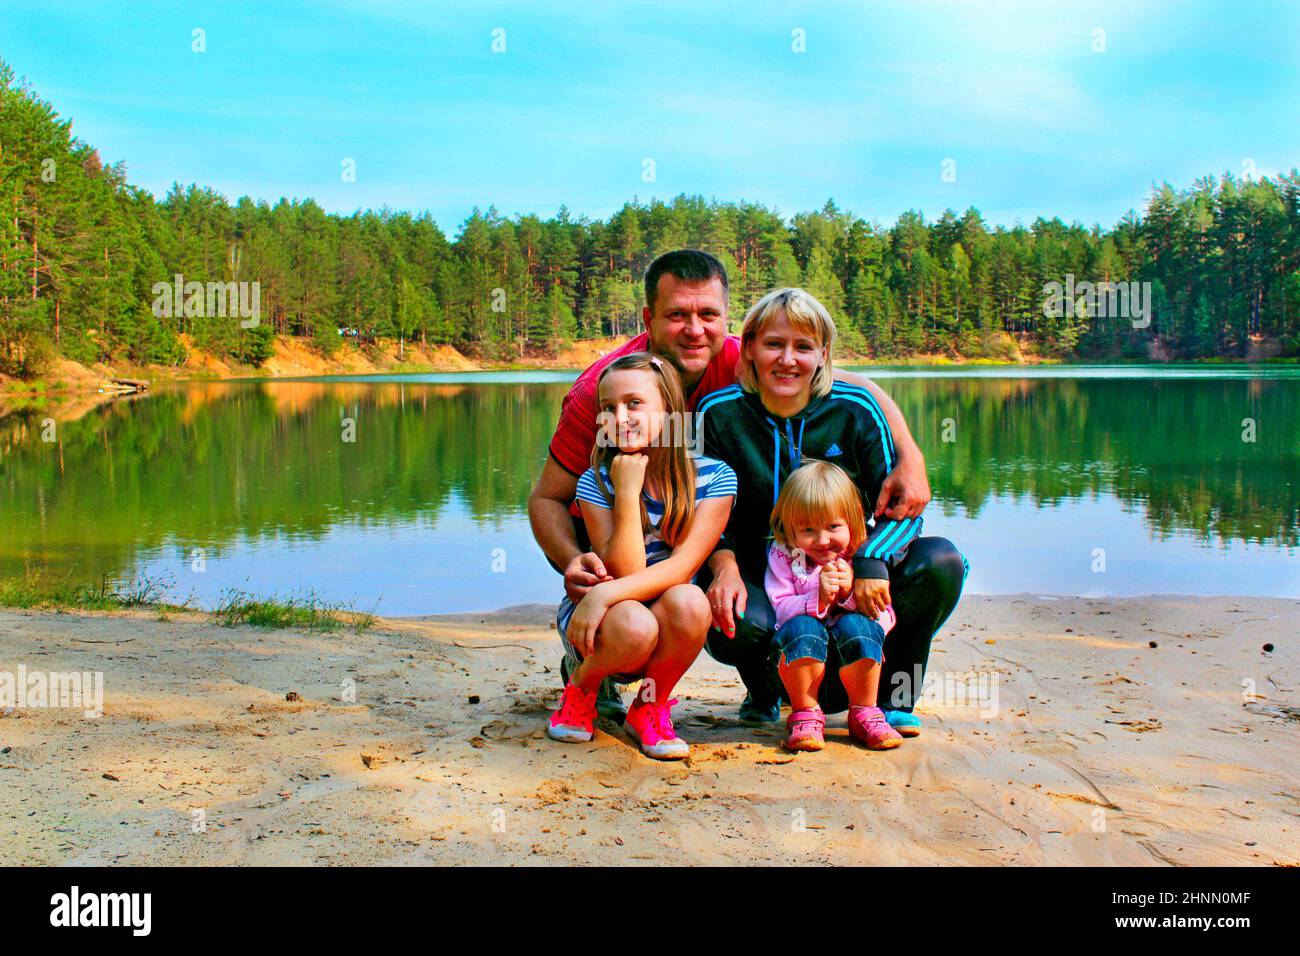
xmin=655 ymin=584 xmax=711 ymax=645
xmin=595 ymin=601 xmax=659 ymax=668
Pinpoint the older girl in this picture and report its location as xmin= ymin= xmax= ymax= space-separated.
xmin=548 ymin=352 xmax=736 ymax=759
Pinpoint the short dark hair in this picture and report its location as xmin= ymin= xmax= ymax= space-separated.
xmin=643 ymin=249 xmax=729 ymax=311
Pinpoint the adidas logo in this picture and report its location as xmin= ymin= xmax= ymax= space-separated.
xmin=824 ymin=442 xmax=842 ymax=457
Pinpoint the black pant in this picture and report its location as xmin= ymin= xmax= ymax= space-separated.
xmin=701 ymin=537 xmax=967 ymax=714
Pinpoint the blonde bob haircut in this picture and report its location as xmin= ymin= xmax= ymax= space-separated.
xmin=770 ymin=459 xmax=868 ymax=555
xmin=737 ymin=287 xmax=837 ymax=400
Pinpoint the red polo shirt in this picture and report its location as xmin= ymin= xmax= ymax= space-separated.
xmin=548 ymin=332 xmax=742 ymax=478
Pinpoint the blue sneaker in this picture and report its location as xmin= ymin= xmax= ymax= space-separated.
xmin=882 ymin=708 xmax=921 ymax=737
xmin=738 ymin=692 xmax=781 ymax=725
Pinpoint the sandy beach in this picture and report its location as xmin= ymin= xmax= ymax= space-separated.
xmin=0 ymin=595 xmax=1296 ymax=866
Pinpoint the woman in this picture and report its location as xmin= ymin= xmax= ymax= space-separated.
xmin=696 ymin=288 xmax=967 ymax=732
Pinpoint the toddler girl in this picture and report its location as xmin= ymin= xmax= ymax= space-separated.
xmin=765 ymin=460 xmax=902 ymax=752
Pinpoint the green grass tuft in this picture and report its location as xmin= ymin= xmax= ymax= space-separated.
xmin=0 ymin=573 xmax=376 ymax=634
xmin=212 ymin=588 xmax=376 ymax=634
xmin=0 ymin=572 xmax=188 ymax=612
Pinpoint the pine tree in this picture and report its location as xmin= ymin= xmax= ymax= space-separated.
xmin=2 ymin=57 xmax=1298 ymax=374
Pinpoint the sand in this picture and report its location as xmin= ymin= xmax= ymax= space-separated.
xmin=0 ymin=595 xmax=1296 ymax=866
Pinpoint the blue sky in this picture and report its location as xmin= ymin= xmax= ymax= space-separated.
xmin=2 ymin=0 xmax=1295 ymax=235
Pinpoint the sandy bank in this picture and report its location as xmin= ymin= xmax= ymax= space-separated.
xmin=0 ymin=335 xmax=638 ymax=400
xmin=0 ymin=595 xmax=1296 ymax=866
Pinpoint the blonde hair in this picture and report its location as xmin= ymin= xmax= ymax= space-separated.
xmin=770 ymin=460 xmax=867 ymax=555
xmin=736 ymin=287 xmax=836 ymax=399
xmin=590 ymin=352 xmax=696 ymax=548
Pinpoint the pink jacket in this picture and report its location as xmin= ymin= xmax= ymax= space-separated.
xmin=764 ymin=543 xmax=898 ymax=633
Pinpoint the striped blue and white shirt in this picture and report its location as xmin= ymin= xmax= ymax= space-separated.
xmin=575 ymin=456 xmax=737 ymax=566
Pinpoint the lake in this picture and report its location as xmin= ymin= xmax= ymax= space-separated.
xmin=1 ymin=366 xmax=1296 ymax=614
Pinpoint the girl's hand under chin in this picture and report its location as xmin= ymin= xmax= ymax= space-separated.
xmin=609 ymin=452 xmax=649 ymax=497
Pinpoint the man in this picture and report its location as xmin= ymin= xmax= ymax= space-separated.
xmin=529 ymin=249 xmax=960 ymax=724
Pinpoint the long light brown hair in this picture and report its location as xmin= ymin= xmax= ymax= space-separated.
xmin=590 ymin=352 xmax=696 ymax=548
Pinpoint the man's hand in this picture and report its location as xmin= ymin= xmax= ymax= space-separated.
xmin=706 ymin=553 xmax=747 ymax=638
xmin=564 ymin=551 xmax=612 ymax=604
xmin=874 ymin=456 xmax=931 ymax=520
xmin=853 ymin=576 xmax=892 ymax=619
xmin=609 ymin=452 xmax=648 ymax=499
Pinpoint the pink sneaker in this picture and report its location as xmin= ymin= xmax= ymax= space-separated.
xmin=784 ymin=706 xmax=826 ymax=752
xmin=623 ymin=698 xmax=689 ymax=760
xmin=848 ymin=705 xmax=903 ymax=750
xmin=547 ymin=682 xmax=597 ymax=743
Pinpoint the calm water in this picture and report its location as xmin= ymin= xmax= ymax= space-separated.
xmin=1 ymin=366 xmax=1296 ymax=614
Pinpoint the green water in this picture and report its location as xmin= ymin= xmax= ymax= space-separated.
xmin=1 ymin=367 xmax=1296 ymax=614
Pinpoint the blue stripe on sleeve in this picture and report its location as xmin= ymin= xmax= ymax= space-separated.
xmin=831 ymin=383 xmax=896 ymax=472
xmin=865 ymin=518 xmax=909 ymax=558
xmin=574 ymin=467 xmax=612 ymax=509
xmin=696 ymin=458 xmax=737 ymax=500
xmin=695 ymin=384 xmax=743 ymax=418
xmin=865 ymin=516 xmax=923 ymax=560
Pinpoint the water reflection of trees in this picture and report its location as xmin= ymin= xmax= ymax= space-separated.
xmin=1 ymin=377 xmax=1295 ymax=584
xmin=912 ymin=377 xmax=1298 ymax=547
xmin=0 ymin=381 xmax=567 ymax=580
